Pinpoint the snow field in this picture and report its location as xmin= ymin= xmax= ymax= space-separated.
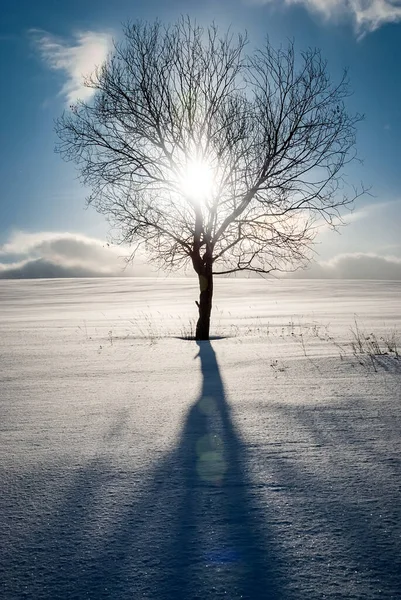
xmin=1 ymin=278 xmax=400 ymax=599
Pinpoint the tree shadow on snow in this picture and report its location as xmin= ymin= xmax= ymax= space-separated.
xmin=2 ymin=342 xmax=285 ymax=600
xmin=161 ymin=341 xmax=283 ymax=599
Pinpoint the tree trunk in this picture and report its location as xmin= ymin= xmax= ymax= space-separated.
xmin=195 ymin=267 xmax=213 ymax=341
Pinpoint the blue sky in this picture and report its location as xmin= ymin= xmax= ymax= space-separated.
xmin=0 ymin=0 xmax=400 ymax=278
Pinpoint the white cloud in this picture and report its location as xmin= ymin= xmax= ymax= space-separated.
xmin=289 ymin=252 xmax=401 ymax=279
xmin=0 ymin=232 xmax=150 ymax=279
xmin=31 ymin=29 xmax=113 ymax=104
xmin=257 ymin=0 xmax=401 ymax=33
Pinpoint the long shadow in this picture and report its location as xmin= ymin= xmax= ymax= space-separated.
xmin=166 ymin=340 xmax=283 ymax=598
xmin=1 ymin=342 xmax=285 ymax=600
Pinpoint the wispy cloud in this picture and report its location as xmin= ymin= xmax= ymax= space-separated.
xmin=315 ymin=199 xmax=400 ymax=234
xmin=30 ymin=29 xmax=113 ymax=104
xmin=255 ymin=0 xmax=401 ymax=34
xmin=0 ymin=231 xmax=150 ymax=278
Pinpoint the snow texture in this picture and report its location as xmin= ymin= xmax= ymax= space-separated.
xmin=1 ymin=278 xmax=400 ymax=599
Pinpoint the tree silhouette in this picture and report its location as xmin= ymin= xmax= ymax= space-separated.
xmin=56 ymin=18 xmax=364 ymax=340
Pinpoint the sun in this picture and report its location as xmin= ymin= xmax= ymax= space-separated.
xmin=179 ymin=159 xmax=214 ymax=204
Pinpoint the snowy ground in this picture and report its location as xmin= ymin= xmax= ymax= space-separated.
xmin=1 ymin=278 xmax=400 ymax=599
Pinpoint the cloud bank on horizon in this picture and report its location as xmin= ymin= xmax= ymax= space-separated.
xmin=257 ymin=0 xmax=401 ymax=33
xmin=289 ymin=252 xmax=401 ymax=279
xmin=30 ymin=29 xmax=113 ymax=104
xmin=0 ymin=232 xmax=400 ymax=279
xmin=0 ymin=232 xmax=150 ymax=279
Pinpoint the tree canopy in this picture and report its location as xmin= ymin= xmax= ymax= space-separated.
xmin=56 ymin=18 xmax=364 ymax=338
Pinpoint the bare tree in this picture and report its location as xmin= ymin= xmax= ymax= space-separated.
xmin=56 ymin=18 xmax=364 ymax=340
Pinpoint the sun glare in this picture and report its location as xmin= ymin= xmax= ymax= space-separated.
xmin=180 ymin=160 xmax=214 ymax=203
